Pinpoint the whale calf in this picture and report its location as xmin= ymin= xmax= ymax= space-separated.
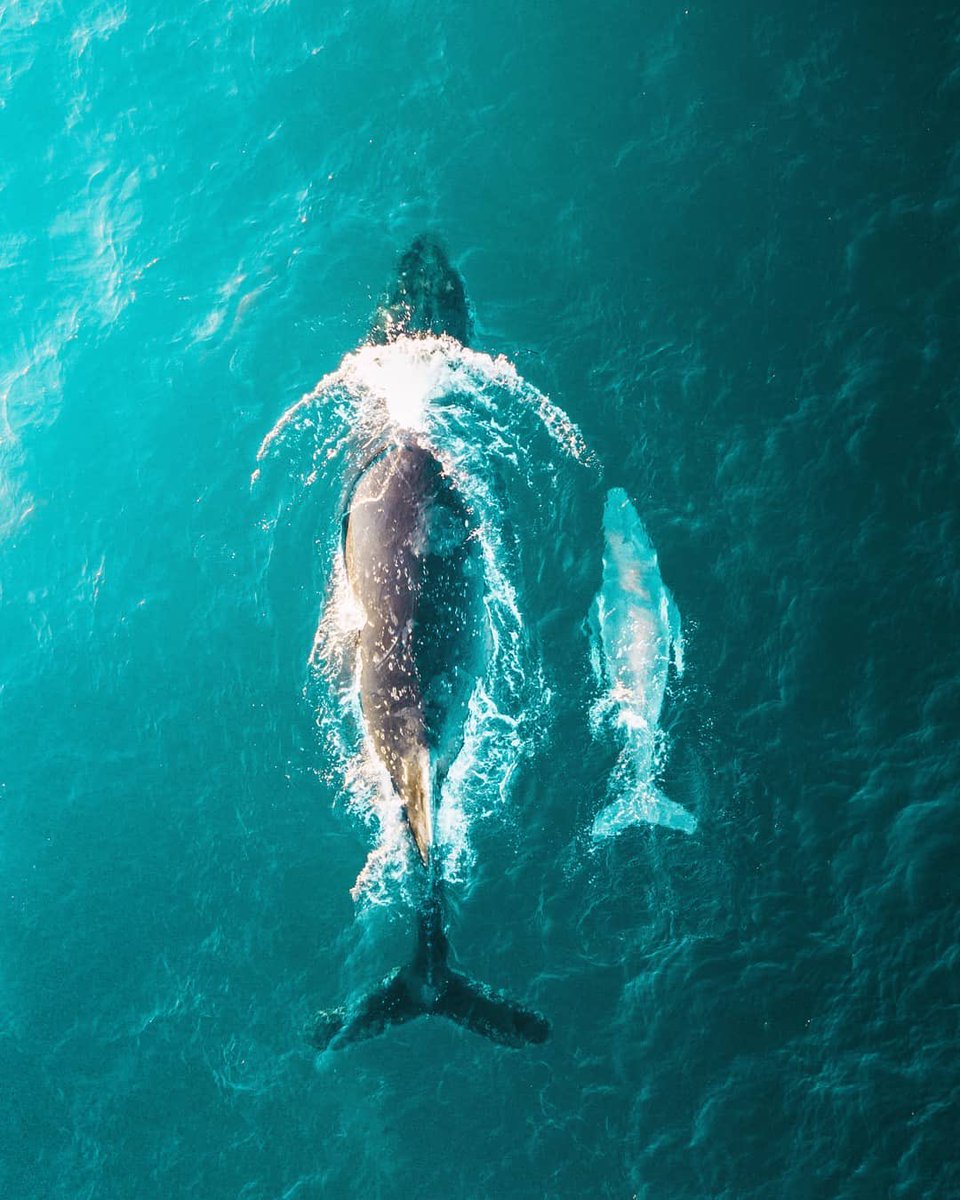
xmin=590 ymin=488 xmax=697 ymax=838
xmin=309 ymin=238 xmax=548 ymax=1050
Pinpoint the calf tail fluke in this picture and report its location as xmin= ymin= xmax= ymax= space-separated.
xmin=592 ymin=784 xmax=698 ymax=838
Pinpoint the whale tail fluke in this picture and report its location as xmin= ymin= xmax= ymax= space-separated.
xmin=592 ymin=784 xmax=698 ymax=839
xmin=307 ymin=891 xmax=548 ymax=1051
xmin=307 ymin=965 xmax=549 ymax=1052
xmin=434 ymin=967 xmax=550 ymax=1046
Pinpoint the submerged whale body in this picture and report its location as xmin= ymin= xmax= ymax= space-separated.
xmin=590 ymin=488 xmax=698 ymax=838
xmin=309 ymin=238 xmax=548 ymax=1051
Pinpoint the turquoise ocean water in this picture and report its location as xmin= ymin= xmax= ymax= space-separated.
xmin=2 ymin=1 xmax=959 ymax=1196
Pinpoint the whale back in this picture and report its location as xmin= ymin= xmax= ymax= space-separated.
xmin=344 ymin=443 xmax=484 ymax=862
xmin=369 ymin=235 xmax=471 ymax=346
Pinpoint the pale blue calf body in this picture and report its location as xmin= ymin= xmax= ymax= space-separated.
xmin=590 ymin=489 xmax=697 ymax=837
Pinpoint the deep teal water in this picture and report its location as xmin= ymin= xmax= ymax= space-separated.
xmin=2 ymin=1 xmax=959 ymax=1197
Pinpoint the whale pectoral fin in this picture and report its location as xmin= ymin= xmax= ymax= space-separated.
xmin=439 ymin=971 xmax=549 ymax=1048
xmin=307 ymin=968 xmax=418 ymax=1051
xmin=592 ymin=784 xmax=697 ymax=839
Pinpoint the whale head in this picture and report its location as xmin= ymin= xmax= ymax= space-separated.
xmin=370 ymin=235 xmax=471 ymax=346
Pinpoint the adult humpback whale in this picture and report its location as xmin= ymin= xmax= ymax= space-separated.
xmin=309 ymin=237 xmax=548 ymax=1050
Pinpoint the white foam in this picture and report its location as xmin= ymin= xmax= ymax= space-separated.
xmin=255 ymin=334 xmax=596 ymax=475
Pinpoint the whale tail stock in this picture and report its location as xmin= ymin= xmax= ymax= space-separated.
xmin=307 ymin=886 xmax=549 ymax=1051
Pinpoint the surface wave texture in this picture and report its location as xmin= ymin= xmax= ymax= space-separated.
xmin=1 ymin=1 xmax=958 ymax=1197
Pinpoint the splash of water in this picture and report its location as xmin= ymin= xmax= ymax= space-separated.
xmin=254 ymin=334 xmax=595 ymax=481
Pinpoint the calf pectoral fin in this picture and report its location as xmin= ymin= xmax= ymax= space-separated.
xmin=666 ymin=584 xmax=684 ymax=675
